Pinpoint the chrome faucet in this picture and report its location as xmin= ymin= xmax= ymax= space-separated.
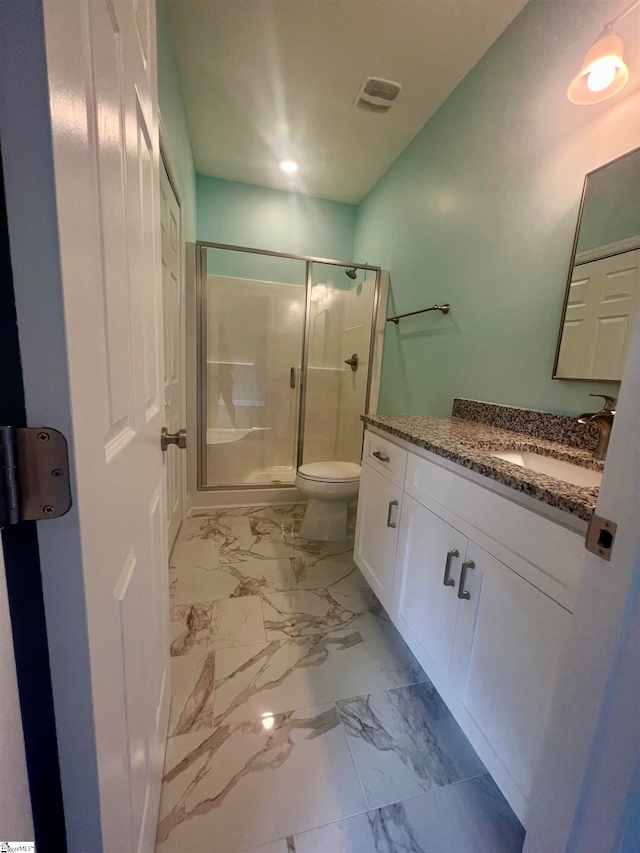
xmin=577 ymin=394 xmax=617 ymax=461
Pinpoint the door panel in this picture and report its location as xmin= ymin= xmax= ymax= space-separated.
xmin=39 ymin=0 xmax=170 ymax=849
xmin=391 ymin=495 xmax=466 ymax=693
xmin=200 ymin=247 xmax=306 ymax=488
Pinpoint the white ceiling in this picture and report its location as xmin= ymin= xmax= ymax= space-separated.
xmin=167 ymin=0 xmax=529 ymax=204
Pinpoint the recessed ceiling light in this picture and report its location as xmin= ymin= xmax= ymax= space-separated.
xmin=280 ymin=159 xmax=299 ymax=173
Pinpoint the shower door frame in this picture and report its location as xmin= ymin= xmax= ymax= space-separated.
xmin=196 ymin=241 xmax=382 ymax=491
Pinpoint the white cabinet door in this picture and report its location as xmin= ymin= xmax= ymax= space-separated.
xmin=391 ymin=495 xmax=467 ymax=694
xmin=448 ymin=542 xmax=571 ymax=825
xmin=354 ymin=461 xmax=402 ymax=610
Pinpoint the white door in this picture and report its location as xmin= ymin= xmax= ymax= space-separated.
xmin=160 ymin=158 xmax=184 ymax=547
xmin=0 ymin=541 xmax=34 ymax=841
xmin=391 ymin=495 xmax=466 ymax=693
xmin=353 ymin=462 xmax=402 ymax=610
xmin=556 ymin=249 xmax=639 ymax=380
xmin=1 ymin=0 xmax=170 ymax=849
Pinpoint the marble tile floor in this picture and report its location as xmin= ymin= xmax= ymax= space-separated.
xmin=157 ymin=504 xmax=525 ymax=853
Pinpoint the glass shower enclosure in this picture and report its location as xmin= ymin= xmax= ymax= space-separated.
xmin=197 ymin=243 xmax=382 ymax=490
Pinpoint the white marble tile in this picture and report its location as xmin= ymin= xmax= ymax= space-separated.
xmin=168 ymin=652 xmax=216 ymax=737
xmin=170 ymin=536 xmax=220 ymax=571
xmin=213 ymin=632 xmax=391 ymax=726
xmin=355 ymin=608 xmax=428 ymax=689
xmin=155 ymin=704 xmax=367 ymax=853
xmin=293 ymin=775 xmax=525 ymax=853
xmin=241 ymin=840 xmax=292 ymax=853
xmin=172 ymin=559 xmax=299 ymax=605
xmin=170 ymin=596 xmax=266 ymax=655
xmin=262 ymin=571 xmax=375 ymax=639
xmin=337 ymin=683 xmax=486 ymax=809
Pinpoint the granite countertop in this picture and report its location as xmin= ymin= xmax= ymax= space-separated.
xmin=362 ymin=414 xmax=602 ymax=522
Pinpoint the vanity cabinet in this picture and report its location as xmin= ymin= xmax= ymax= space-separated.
xmin=354 ymin=426 xmax=583 ymax=827
xmin=353 ymin=460 xmax=403 ymax=611
xmin=447 ymin=541 xmax=571 ymax=809
xmin=392 ymin=495 xmax=467 ymax=691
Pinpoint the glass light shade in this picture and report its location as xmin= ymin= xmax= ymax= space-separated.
xmin=279 ymin=159 xmax=299 ymax=173
xmin=568 ymin=33 xmax=629 ymax=105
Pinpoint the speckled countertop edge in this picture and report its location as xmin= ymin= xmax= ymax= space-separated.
xmin=362 ymin=415 xmax=601 ymax=522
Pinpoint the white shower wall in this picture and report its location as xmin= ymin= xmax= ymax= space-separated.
xmin=304 ymin=277 xmax=376 ymax=466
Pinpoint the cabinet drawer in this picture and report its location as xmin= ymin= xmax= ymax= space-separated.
xmin=404 ymin=452 xmax=584 ymax=608
xmin=363 ymin=429 xmax=407 ymax=487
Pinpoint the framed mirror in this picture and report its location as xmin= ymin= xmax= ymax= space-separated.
xmin=553 ymin=147 xmax=640 ymax=381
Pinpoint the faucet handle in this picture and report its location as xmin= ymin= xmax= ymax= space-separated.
xmin=589 ymin=394 xmax=617 ymax=412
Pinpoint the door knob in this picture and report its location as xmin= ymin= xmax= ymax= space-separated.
xmin=161 ymin=428 xmax=186 ymax=451
xmin=344 ymin=353 xmax=359 ymax=372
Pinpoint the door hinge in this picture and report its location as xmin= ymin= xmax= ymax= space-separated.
xmin=0 ymin=427 xmax=72 ymax=529
xmin=585 ymin=513 xmax=617 ymax=562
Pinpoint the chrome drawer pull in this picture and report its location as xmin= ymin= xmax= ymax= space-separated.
xmin=443 ymin=549 xmax=459 ymax=587
xmin=373 ymin=450 xmax=390 ymax=463
xmin=458 ymin=560 xmax=475 ymax=600
xmin=386 ymin=500 xmax=398 ymax=528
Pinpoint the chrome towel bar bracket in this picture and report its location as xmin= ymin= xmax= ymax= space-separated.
xmin=387 ymin=304 xmax=450 ymax=324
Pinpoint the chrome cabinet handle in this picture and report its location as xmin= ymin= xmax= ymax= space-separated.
xmin=443 ymin=549 xmax=459 ymax=587
xmin=386 ymin=499 xmax=398 ymax=528
xmin=458 ymin=559 xmax=475 ymax=600
xmin=290 ymin=367 xmax=297 ymax=389
xmin=373 ymin=450 xmax=390 ymax=463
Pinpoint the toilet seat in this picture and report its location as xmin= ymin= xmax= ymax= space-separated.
xmin=297 ymin=461 xmax=361 ymax=483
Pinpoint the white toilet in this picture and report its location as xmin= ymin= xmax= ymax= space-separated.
xmin=296 ymin=461 xmax=361 ymax=541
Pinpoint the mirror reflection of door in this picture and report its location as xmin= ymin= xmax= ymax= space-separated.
xmin=554 ymin=147 xmax=640 ymax=381
xmin=557 ymin=250 xmax=639 ymax=380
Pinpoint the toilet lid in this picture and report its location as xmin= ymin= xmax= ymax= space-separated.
xmin=297 ymin=461 xmax=361 ymax=483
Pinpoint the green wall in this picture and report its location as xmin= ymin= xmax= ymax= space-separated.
xmin=354 ymin=0 xmax=639 ymax=417
xmin=197 ymin=175 xmax=357 ymax=283
xmin=156 ymin=0 xmax=197 ymax=240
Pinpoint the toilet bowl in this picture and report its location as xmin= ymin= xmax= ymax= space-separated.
xmin=296 ymin=461 xmax=361 ymax=541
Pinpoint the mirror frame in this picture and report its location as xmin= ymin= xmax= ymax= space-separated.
xmin=552 ymin=146 xmax=640 ymax=382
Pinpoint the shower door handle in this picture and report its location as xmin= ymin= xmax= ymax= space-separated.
xmin=289 ymin=367 xmax=297 ymax=389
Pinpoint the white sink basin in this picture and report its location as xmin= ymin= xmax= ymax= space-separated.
xmin=489 ymin=451 xmax=602 ymax=488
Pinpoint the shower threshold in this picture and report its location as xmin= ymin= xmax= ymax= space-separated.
xmin=241 ymin=465 xmax=297 ymax=485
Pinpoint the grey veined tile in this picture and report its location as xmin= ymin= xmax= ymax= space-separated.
xmin=213 ymin=630 xmax=391 ymax=726
xmin=261 ymin=569 xmax=377 ymax=639
xmin=355 ymin=607 xmax=428 ymax=690
xmin=172 ymin=558 xmax=299 ymax=605
xmin=168 ymin=652 xmax=216 ymax=737
xmin=336 ymin=682 xmax=486 ymax=809
xmin=240 ymin=840 xmax=293 ymax=853
xmin=293 ymin=775 xmax=525 ymax=853
xmin=155 ymin=704 xmax=366 ymax=853
xmin=170 ymin=596 xmax=266 ymax=655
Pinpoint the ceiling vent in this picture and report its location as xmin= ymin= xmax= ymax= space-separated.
xmin=354 ymin=77 xmax=402 ymax=114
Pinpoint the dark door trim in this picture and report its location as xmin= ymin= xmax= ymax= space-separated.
xmin=0 ymin=143 xmax=68 ymax=850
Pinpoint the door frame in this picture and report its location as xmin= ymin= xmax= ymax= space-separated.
xmin=159 ymin=125 xmax=187 ymax=543
xmin=0 ymin=140 xmax=66 ymax=849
